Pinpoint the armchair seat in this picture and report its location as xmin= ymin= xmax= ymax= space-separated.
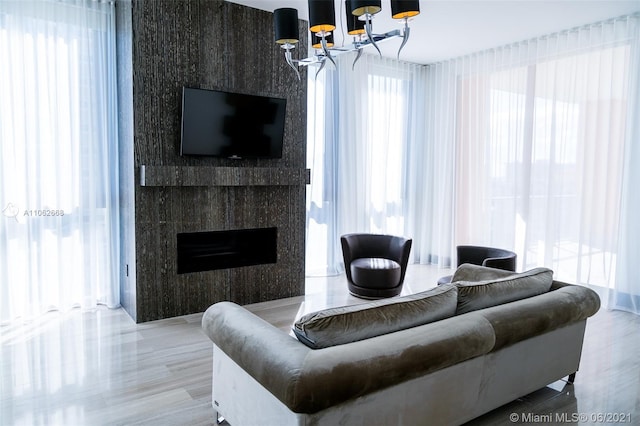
xmin=351 ymin=258 xmax=401 ymax=289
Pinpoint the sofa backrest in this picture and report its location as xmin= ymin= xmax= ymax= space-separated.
xmin=474 ymin=280 xmax=600 ymax=350
xmin=292 ymin=265 xmax=586 ymax=349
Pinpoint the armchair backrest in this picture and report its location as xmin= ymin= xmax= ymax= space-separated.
xmin=456 ymin=245 xmax=517 ymax=272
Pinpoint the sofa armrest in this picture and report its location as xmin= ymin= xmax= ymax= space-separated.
xmin=202 ymin=302 xmax=311 ymax=407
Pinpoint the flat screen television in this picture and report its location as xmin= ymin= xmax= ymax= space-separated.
xmin=180 ymin=87 xmax=287 ymax=159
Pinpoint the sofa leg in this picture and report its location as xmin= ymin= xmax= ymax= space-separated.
xmin=567 ymin=372 xmax=576 ymax=384
xmin=215 ymin=411 xmax=225 ymax=424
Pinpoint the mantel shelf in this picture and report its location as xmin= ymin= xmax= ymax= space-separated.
xmin=139 ymin=165 xmax=310 ymax=187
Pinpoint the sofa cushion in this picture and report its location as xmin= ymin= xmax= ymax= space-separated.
xmin=293 ymin=284 xmax=458 ymax=349
xmin=451 ymin=263 xmax=517 ymax=282
xmin=454 ymin=266 xmax=554 ymax=314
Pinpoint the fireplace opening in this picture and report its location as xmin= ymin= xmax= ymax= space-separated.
xmin=177 ymin=227 xmax=277 ymax=274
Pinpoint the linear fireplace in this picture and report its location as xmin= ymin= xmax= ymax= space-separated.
xmin=177 ymin=227 xmax=277 ymax=274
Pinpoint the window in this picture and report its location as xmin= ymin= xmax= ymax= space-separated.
xmin=0 ymin=0 xmax=119 ymax=322
xmin=456 ymin=44 xmax=630 ymax=288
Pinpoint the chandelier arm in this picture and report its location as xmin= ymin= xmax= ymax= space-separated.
xmin=314 ymin=58 xmax=327 ymax=79
xmin=284 ymin=48 xmax=301 ymax=81
xmin=397 ymin=21 xmax=410 ymax=60
xmin=321 ymin=36 xmax=337 ymax=69
xmin=352 ymin=48 xmax=363 ymax=70
xmin=364 ymin=15 xmax=382 ymax=57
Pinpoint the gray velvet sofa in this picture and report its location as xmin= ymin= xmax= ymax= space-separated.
xmin=202 ymin=265 xmax=600 ymax=426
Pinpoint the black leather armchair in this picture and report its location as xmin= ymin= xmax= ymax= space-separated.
xmin=341 ymin=233 xmax=412 ymax=299
xmin=438 ymin=245 xmax=517 ymax=285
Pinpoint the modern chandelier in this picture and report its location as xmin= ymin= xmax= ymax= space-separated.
xmin=274 ymin=0 xmax=421 ymax=79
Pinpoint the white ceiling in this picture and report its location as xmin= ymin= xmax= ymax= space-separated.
xmin=227 ymin=0 xmax=640 ymax=64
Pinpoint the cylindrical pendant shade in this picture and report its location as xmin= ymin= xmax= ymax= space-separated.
xmin=308 ymin=0 xmax=336 ymax=33
xmin=350 ymin=0 xmax=382 ymax=16
xmin=274 ymin=8 xmax=299 ymax=44
xmin=391 ymin=0 xmax=420 ymax=19
xmin=312 ymin=33 xmax=334 ymax=49
xmin=345 ymin=0 xmax=365 ymax=35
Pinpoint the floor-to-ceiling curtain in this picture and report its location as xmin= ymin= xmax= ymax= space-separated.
xmin=611 ymin=15 xmax=640 ymax=314
xmin=0 ymin=0 xmax=120 ymax=323
xmin=425 ymin=14 xmax=640 ymax=314
xmin=306 ymin=53 xmax=426 ymax=275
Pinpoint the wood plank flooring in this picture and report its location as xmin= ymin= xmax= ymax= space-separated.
xmin=1 ymin=265 xmax=638 ymax=425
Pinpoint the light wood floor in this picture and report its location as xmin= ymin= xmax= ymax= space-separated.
xmin=1 ymin=265 xmax=639 ymax=425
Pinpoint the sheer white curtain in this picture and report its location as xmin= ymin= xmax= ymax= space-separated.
xmin=408 ymin=61 xmax=458 ymax=267
xmin=307 ymin=14 xmax=640 ymax=314
xmin=425 ymin=15 xmax=640 ymax=314
xmin=0 ymin=0 xmax=119 ymax=323
xmin=306 ymin=53 xmax=426 ymax=275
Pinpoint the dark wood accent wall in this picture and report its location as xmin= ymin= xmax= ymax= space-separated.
xmin=116 ymin=0 xmax=136 ymax=320
xmin=119 ymin=0 xmax=308 ymax=322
